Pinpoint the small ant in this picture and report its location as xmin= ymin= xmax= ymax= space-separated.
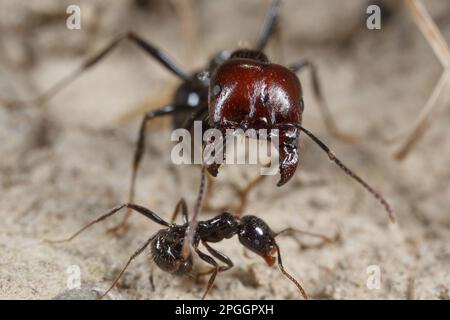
xmin=3 ymin=0 xmax=357 ymax=232
xmin=46 ymin=198 xmax=332 ymax=299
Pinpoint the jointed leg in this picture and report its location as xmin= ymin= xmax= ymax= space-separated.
xmin=9 ymin=32 xmax=191 ymax=108
xmin=255 ymin=0 xmax=282 ymax=51
xmin=203 ymin=241 xmax=234 ymax=271
xmin=203 ymin=174 xmax=216 ymax=211
xmin=44 ymin=204 xmax=170 ymax=298
xmin=182 ymin=166 xmax=207 ymax=258
xmin=99 ymin=235 xmax=155 ymax=299
xmin=45 ymin=203 xmax=169 ymax=244
xmin=235 ymin=174 xmax=266 ymax=214
xmin=194 ymin=242 xmax=233 ymax=286
xmin=111 ymin=103 xmax=207 ymax=235
xmin=204 ymin=173 xmax=266 ymax=215
xmin=170 ymin=198 xmax=189 ymax=224
xmin=194 ymin=245 xmax=220 ymax=299
xmin=289 ymin=60 xmax=355 ymax=142
xmin=107 ymin=105 xmax=177 ymax=235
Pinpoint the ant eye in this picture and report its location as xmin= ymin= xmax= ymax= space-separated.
xmin=213 ymin=84 xmax=221 ymax=96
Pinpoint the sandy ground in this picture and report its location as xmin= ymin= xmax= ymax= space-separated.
xmin=0 ymin=0 xmax=450 ymax=300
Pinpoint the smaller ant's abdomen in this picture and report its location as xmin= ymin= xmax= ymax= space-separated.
xmin=151 ymin=229 xmax=193 ymax=276
xmin=208 ymin=58 xmax=303 ymax=130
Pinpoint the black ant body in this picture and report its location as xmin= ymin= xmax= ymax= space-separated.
xmin=47 ymin=198 xmax=332 ymax=299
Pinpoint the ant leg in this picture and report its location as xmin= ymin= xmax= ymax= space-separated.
xmin=274 ymin=243 xmax=308 ymax=299
xmin=235 ymin=174 xmax=266 ymax=215
xmin=107 ymin=105 xmax=177 ymax=235
xmin=255 ymin=0 xmax=282 ymax=51
xmin=45 ymin=203 xmax=169 ymax=244
xmin=193 ymin=246 xmax=220 ymax=300
xmin=204 ymin=175 xmax=266 ymax=214
xmin=202 ymin=174 xmax=217 ymax=211
xmin=289 ymin=60 xmax=355 ymax=142
xmin=99 ymin=235 xmax=156 ymax=299
xmin=234 ymin=161 xmax=273 ymax=214
xmin=204 ymin=161 xmax=269 ymax=214
xmin=203 ymin=242 xmax=234 ymax=270
xmin=196 ymin=241 xmax=234 ymax=278
xmin=8 ymin=32 xmax=190 ymax=107
xmin=195 ymin=242 xmax=233 ymax=283
xmin=182 ymin=166 xmax=207 ymax=258
xmin=170 ymin=198 xmax=189 ymax=224
xmin=180 ymin=110 xmax=210 ymax=256
xmin=111 ymin=104 xmax=207 ymax=236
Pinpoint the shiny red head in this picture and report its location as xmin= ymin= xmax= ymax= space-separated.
xmin=207 ymin=51 xmax=304 ymax=186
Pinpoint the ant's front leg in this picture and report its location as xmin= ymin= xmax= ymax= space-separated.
xmin=5 ymin=31 xmax=191 ymax=108
xmin=193 ymin=246 xmax=220 ymax=300
xmin=170 ymin=198 xmax=189 ymax=224
xmin=289 ymin=60 xmax=356 ymax=143
xmin=194 ymin=241 xmax=234 ymax=299
xmin=204 ymin=174 xmax=266 ymax=215
xmin=255 ymin=0 xmax=282 ymax=51
xmin=107 ymin=105 xmax=178 ymax=236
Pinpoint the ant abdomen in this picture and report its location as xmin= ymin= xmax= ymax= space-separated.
xmin=151 ymin=227 xmax=193 ymax=276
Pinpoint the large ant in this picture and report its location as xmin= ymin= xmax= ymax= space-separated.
xmin=3 ymin=0 xmax=361 ymax=233
xmin=47 ymin=198 xmax=332 ymax=299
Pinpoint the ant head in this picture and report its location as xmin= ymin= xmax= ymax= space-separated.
xmin=151 ymin=225 xmax=193 ymax=276
xmin=208 ymin=52 xmax=302 ymax=131
xmin=238 ymin=215 xmax=277 ymax=266
xmin=206 ymin=55 xmax=303 ymax=186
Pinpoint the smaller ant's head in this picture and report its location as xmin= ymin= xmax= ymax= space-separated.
xmin=151 ymin=225 xmax=193 ymax=276
xmin=238 ymin=215 xmax=277 ymax=266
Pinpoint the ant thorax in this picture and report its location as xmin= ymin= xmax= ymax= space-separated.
xmin=196 ymin=212 xmax=239 ymax=243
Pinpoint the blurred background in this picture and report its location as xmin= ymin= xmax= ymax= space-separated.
xmin=0 ymin=0 xmax=449 ymax=299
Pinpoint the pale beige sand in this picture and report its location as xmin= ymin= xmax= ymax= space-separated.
xmin=0 ymin=0 xmax=449 ymax=300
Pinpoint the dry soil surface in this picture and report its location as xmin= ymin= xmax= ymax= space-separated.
xmin=0 ymin=0 xmax=449 ymax=300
